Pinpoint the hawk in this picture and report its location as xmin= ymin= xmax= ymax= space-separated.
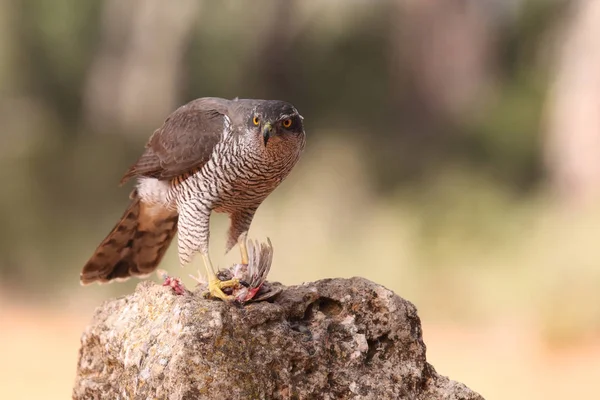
xmin=80 ymin=97 xmax=306 ymax=301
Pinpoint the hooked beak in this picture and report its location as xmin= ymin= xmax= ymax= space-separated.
xmin=262 ymin=123 xmax=273 ymax=146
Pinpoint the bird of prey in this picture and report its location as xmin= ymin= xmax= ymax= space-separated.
xmin=80 ymin=97 xmax=306 ymax=301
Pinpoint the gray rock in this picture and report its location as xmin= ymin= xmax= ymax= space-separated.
xmin=73 ymin=278 xmax=484 ymax=400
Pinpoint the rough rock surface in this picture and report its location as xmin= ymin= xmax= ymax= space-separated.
xmin=73 ymin=278 xmax=484 ymax=400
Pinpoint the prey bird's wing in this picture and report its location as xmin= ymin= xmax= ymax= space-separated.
xmin=120 ymin=97 xmax=231 ymax=183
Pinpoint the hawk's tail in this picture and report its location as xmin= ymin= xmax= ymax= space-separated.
xmin=80 ymin=190 xmax=178 ymax=285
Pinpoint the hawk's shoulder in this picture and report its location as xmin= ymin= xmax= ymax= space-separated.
xmin=120 ymin=97 xmax=232 ymax=184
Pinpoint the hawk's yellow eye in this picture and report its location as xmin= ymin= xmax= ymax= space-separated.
xmin=282 ymin=118 xmax=292 ymax=128
xmin=253 ymin=116 xmax=260 ymax=126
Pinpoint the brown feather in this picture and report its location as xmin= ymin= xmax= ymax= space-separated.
xmin=80 ymin=190 xmax=178 ymax=285
xmin=120 ymin=97 xmax=230 ymax=185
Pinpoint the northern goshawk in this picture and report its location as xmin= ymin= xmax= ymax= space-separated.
xmin=80 ymin=97 xmax=306 ymax=301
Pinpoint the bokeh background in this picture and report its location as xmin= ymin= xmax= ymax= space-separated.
xmin=1 ymin=0 xmax=600 ymax=398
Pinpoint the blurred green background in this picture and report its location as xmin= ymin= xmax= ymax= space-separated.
xmin=1 ymin=0 xmax=600 ymax=399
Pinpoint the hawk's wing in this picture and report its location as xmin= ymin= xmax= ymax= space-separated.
xmin=120 ymin=97 xmax=231 ymax=184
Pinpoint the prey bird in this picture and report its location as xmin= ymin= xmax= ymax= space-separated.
xmin=216 ymin=235 xmax=277 ymax=303
xmin=188 ymin=234 xmax=278 ymax=303
xmin=80 ymin=97 xmax=306 ymax=301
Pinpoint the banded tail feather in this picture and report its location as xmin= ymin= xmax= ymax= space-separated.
xmin=80 ymin=190 xmax=178 ymax=285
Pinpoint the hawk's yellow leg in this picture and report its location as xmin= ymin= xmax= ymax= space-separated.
xmin=201 ymin=253 xmax=240 ymax=301
xmin=238 ymin=231 xmax=249 ymax=265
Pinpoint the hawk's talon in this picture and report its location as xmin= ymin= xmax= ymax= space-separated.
xmin=217 ymin=277 xmax=241 ymax=289
xmin=207 ymin=277 xmax=242 ymax=302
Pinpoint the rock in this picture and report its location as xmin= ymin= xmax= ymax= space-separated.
xmin=73 ymin=278 xmax=484 ymax=400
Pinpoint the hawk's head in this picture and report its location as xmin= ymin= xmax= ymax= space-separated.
xmin=247 ymin=100 xmax=304 ymax=146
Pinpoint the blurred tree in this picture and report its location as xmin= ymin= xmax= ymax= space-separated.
xmin=252 ymin=0 xmax=298 ymax=98
xmin=391 ymin=0 xmax=495 ymax=121
xmin=373 ymin=0 xmax=498 ymax=191
xmin=11 ymin=0 xmax=102 ymax=134
xmin=82 ymin=0 xmax=201 ymax=135
xmin=544 ymin=0 xmax=600 ymax=207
